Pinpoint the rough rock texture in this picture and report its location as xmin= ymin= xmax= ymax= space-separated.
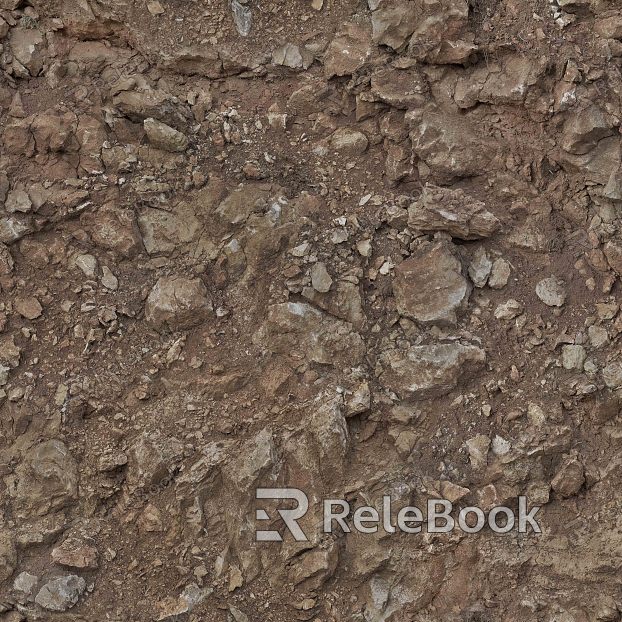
xmin=145 ymin=276 xmax=212 ymax=332
xmin=1 ymin=1 xmax=622 ymax=620
xmin=393 ymin=240 xmax=470 ymax=326
xmin=379 ymin=341 xmax=486 ymax=399
xmin=408 ymin=185 xmax=501 ymax=240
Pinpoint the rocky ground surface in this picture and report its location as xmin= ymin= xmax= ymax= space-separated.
xmin=1 ymin=0 xmax=622 ymax=620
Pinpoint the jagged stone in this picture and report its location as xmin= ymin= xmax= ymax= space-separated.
xmin=408 ymin=185 xmax=500 ymax=240
xmin=393 ymin=241 xmax=470 ymax=326
xmin=379 ymin=341 xmax=486 ymax=399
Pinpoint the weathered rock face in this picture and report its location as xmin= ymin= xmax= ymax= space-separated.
xmin=12 ymin=440 xmax=79 ymax=518
xmin=393 ymin=241 xmax=470 ymax=326
xmin=145 ymin=277 xmax=212 ymax=332
xmin=81 ymin=204 xmax=143 ymax=258
xmin=370 ymin=66 xmax=428 ymax=109
xmin=379 ymin=341 xmax=486 ymax=399
xmin=138 ymin=203 xmax=202 ymax=255
xmin=144 ymin=118 xmax=189 ymax=152
xmin=0 ymin=530 xmax=17 ymax=583
xmin=408 ymin=185 xmax=500 ymax=239
xmin=253 ymin=302 xmax=365 ymax=366
xmin=324 ymin=24 xmax=372 ymax=78
xmin=408 ymin=0 xmax=474 ymax=64
xmin=35 ymin=575 xmax=86 ymax=611
xmin=455 ymin=56 xmax=545 ymax=108
xmin=409 ymin=106 xmax=497 ymax=182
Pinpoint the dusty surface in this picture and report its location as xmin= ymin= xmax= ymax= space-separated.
xmin=1 ymin=0 xmax=622 ymax=620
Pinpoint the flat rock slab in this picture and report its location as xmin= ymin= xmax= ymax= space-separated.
xmin=393 ymin=241 xmax=470 ymax=326
xmin=408 ymin=185 xmax=500 ymax=240
xmin=379 ymin=341 xmax=486 ymax=400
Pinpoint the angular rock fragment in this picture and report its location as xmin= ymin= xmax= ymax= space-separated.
xmin=12 ymin=440 xmax=79 ymax=518
xmin=0 ymin=530 xmax=17 ymax=583
xmin=15 ymin=296 xmax=43 ymax=320
xmin=52 ymin=538 xmax=99 ymax=570
xmin=145 ymin=277 xmax=212 ymax=332
xmin=408 ymin=185 xmax=500 ymax=240
xmin=9 ymin=28 xmax=45 ymax=76
xmin=468 ymin=247 xmax=492 ymax=287
xmin=379 ymin=341 xmax=486 ymax=399
xmin=5 ymin=189 xmax=32 ymax=214
xmin=393 ymin=241 xmax=470 ymax=326
xmin=227 ymin=427 xmax=277 ymax=492
xmin=126 ymin=433 xmax=185 ymax=492
xmin=35 ymin=575 xmax=86 ymax=611
xmin=330 ymin=128 xmax=369 ymax=154
xmin=409 ymin=106 xmax=497 ymax=182
xmin=13 ymin=571 xmax=38 ymax=598
xmin=561 ymin=345 xmax=586 ymax=370
xmin=324 ymin=23 xmax=372 ymax=78
xmin=81 ymin=204 xmax=143 ymax=258
xmin=455 ymin=56 xmax=545 ymax=108
xmin=113 ymin=88 xmax=193 ymax=129
xmin=253 ymin=302 xmax=365 ymax=366
xmin=310 ymin=262 xmax=332 ymax=292
xmin=370 ymin=66 xmax=427 ymax=109
xmin=551 ymin=455 xmax=585 ymax=498
xmin=488 ymin=258 xmax=511 ymax=289
xmin=560 ymin=104 xmax=615 ymax=155
xmin=371 ymin=1 xmax=417 ymax=50
xmin=536 ymin=276 xmax=566 ymax=307
xmin=272 ymin=43 xmax=313 ymax=69
xmin=301 ymin=280 xmax=366 ymax=328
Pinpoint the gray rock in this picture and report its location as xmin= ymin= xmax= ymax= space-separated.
xmin=408 ymin=185 xmax=500 ymax=240
xmin=5 ymin=189 xmax=32 ymax=214
xmin=35 ymin=575 xmax=86 ymax=611
xmin=230 ymin=0 xmax=252 ymax=37
xmin=13 ymin=571 xmax=39 ymax=598
xmin=561 ymin=345 xmax=586 ymax=370
xmin=603 ymin=362 xmax=622 ymax=389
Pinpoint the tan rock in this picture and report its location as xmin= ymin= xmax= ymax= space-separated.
xmin=12 ymin=440 xmax=79 ymax=518
xmin=15 ymin=296 xmax=43 ymax=320
xmin=408 ymin=185 xmax=500 ymax=240
xmin=145 ymin=276 xmax=212 ymax=332
xmin=379 ymin=341 xmax=486 ymax=399
xmin=81 ymin=204 xmax=143 ymax=258
xmin=52 ymin=538 xmax=99 ymax=569
xmin=551 ymin=455 xmax=585 ymax=498
xmin=144 ymin=118 xmax=189 ymax=152
xmin=253 ymin=302 xmax=365 ymax=366
xmin=371 ymin=1 xmax=417 ymax=50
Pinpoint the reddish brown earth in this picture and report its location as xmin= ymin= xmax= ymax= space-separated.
xmin=1 ymin=0 xmax=622 ymax=620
